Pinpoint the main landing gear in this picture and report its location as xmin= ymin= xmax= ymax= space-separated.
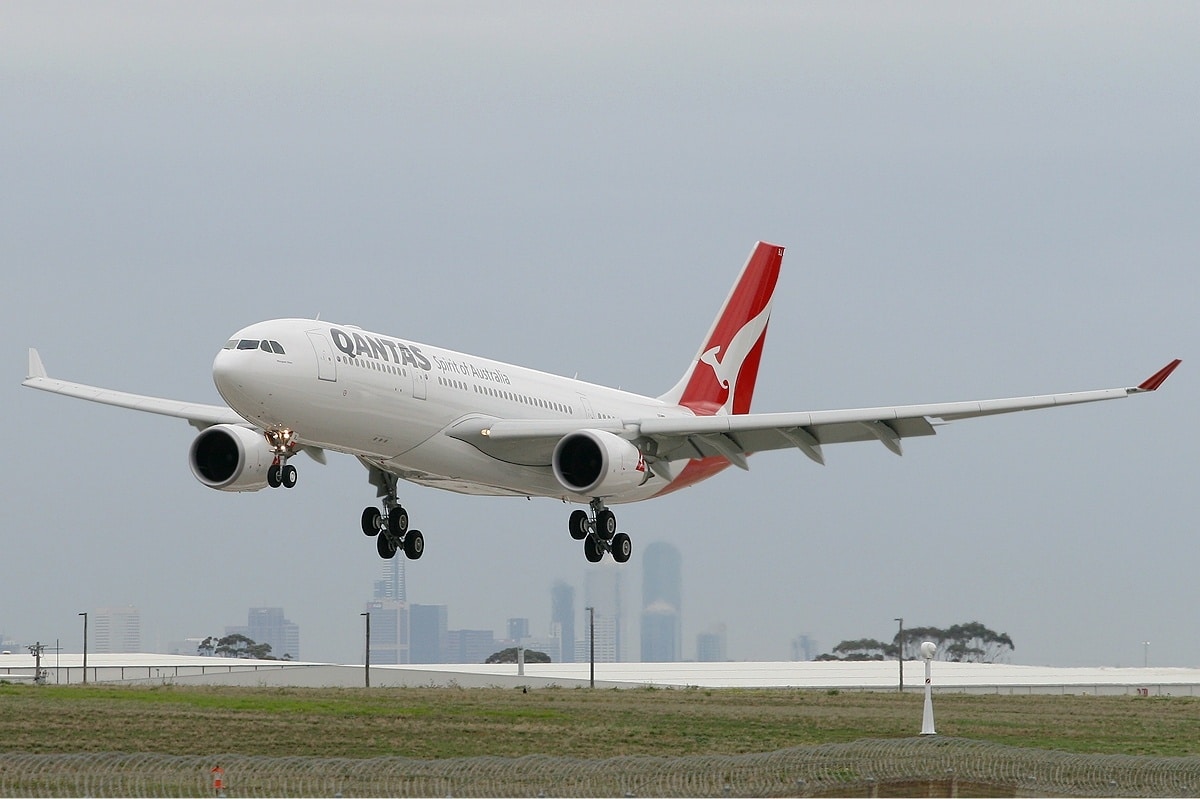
xmin=361 ymin=471 xmax=424 ymax=560
xmin=264 ymin=428 xmax=299 ymax=489
xmin=568 ymin=499 xmax=631 ymax=564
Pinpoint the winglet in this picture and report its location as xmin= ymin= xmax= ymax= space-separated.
xmin=27 ymin=348 xmax=47 ymax=380
xmin=1136 ymin=359 xmax=1181 ymax=392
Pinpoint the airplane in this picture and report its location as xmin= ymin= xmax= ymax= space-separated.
xmin=23 ymin=242 xmax=1180 ymax=564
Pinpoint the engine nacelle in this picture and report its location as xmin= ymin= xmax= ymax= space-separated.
xmin=188 ymin=424 xmax=274 ymax=492
xmin=552 ymin=429 xmax=647 ymax=497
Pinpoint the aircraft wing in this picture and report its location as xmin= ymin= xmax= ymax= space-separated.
xmin=22 ymin=348 xmax=246 ymax=430
xmin=461 ymin=360 xmax=1181 ymax=470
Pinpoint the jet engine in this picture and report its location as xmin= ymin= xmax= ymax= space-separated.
xmin=552 ymin=429 xmax=647 ymax=497
xmin=188 ymin=424 xmax=273 ymax=492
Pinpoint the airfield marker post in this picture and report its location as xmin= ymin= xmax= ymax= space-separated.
xmin=920 ymin=641 xmax=936 ymax=735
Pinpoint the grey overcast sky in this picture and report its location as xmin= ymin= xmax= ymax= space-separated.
xmin=4 ymin=2 xmax=1196 ymax=667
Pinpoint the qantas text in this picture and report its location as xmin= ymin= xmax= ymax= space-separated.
xmin=329 ymin=327 xmax=512 ymax=385
xmin=330 ymin=328 xmax=431 ymax=371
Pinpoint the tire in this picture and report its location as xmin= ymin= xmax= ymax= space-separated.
xmin=281 ymin=464 xmax=297 ymax=488
xmin=377 ymin=533 xmax=397 ymax=559
xmin=403 ymin=529 xmax=424 ymax=560
xmin=583 ymin=535 xmax=604 ymax=563
xmin=568 ymin=509 xmax=590 ymax=540
xmin=361 ymin=507 xmax=381 ymax=536
xmin=596 ymin=510 xmax=617 ymax=539
xmin=388 ymin=507 xmax=409 ymax=537
xmin=267 ymin=464 xmax=282 ymax=488
xmin=611 ymin=532 xmax=632 ymax=564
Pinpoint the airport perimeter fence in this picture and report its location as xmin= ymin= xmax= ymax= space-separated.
xmin=2 ymin=737 xmax=1200 ymax=797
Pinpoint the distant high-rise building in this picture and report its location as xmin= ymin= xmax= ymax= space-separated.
xmin=520 ymin=635 xmax=562 ymax=663
xmin=697 ymin=624 xmax=728 ymax=662
xmin=92 ymin=607 xmax=141 ymax=653
xmin=365 ymin=599 xmax=409 ymax=664
xmin=227 ymin=607 xmax=300 ymax=660
xmin=791 ymin=634 xmax=817 ymax=662
xmin=575 ymin=613 xmax=618 ymax=662
xmin=373 ymin=557 xmax=406 ymax=602
xmin=367 ymin=559 xmax=409 ymax=663
xmin=364 ymin=554 xmax=412 ymax=657
xmin=640 ymin=542 xmax=682 ymax=662
xmin=449 ymin=630 xmax=497 ymax=664
xmin=585 ymin=567 xmax=623 ymax=661
xmin=409 ymin=604 xmax=448 ymax=663
xmin=507 ymin=618 xmax=530 ymax=641
xmin=551 ymin=581 xmax=575 ymax=663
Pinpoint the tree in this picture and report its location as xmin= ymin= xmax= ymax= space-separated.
xmin=936 ymin=622 xmax=1014 ymax=663
xmin=819 ymin=621 xmax=1014 ymax=663
xmin=197 ymin=636 xmax=218 ymax=657
xmin=213 ymin=633 xmax=275 ymax=660
xmin=485 ymin=647 xmax=551 ymax=664
xmin=815 ymin=638 xmax=897 ymax=661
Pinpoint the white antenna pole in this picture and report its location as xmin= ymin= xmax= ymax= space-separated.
xmin=920 ymin=641 xmax=937 ymax=735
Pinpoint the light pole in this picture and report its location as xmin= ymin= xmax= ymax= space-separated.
xmin=361 ymin=612 xmax=371 ymax=688
xmin=78 ymin=612 xmax=88 ymax=685
xmin=586 ymin=606 xmax=595 ymax=688
xmin=894 ymin=617 xmax=903 ymax=693
xmin=1143 ymin=641 xmax=1150 ymax=669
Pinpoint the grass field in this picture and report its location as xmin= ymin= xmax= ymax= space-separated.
xmin=1 ymin=684 xmax=1196 ymax=760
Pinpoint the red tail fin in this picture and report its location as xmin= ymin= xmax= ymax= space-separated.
xmin=659 ymin=242 xmax=784 ymax=415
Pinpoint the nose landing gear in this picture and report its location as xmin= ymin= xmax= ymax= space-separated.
xmin=265 ymin=428 xmax=299 ymax=489
xmin=569 ymin=499 xmax=632 ymax=563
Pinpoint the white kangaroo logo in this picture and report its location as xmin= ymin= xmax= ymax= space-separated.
xmin=699 ymin=302 xmax=772 ymax=413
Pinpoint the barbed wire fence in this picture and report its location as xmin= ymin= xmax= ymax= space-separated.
xmin=2 ymin=737 xmax=1199 ymax=797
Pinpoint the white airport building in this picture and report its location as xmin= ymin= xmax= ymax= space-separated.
xmin=3 ymin=652 xmax=1200 ymax=695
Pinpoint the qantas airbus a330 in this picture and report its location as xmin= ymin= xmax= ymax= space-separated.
xmin=24 ymin=242 xmax=1179 ymax=564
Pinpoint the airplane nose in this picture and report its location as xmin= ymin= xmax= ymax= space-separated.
xmin=212 ymin=345 xmax=253 ymax=409
xmin=211 ymin=328 xmax=313 ymax=425
xmin=212 ymin=333 xmax=279 ymax=412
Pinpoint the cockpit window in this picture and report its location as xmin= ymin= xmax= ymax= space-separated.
xmin=231 ymin=338 xmax=285 ymax=353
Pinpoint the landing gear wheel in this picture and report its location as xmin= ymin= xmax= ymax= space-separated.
xmin=388 ymin=507 xmax=409 ymax=537
xmin=377 ymin=533 xmax=398 ymax=559
xmin=361 ymin=507 xmax=381 ymax=536
xmin=583 ymin=535 xmax=605 ymax=563
xmin=596 ymin=509 xmax=617 ymax=539
xmin=568 ymin=510 xmax=590 ymax=540
xmin=281 ymin=464 xmax=297 ymax=488
xmin=403 ymin=530 xmax=424 ymax=560
xmin=267 ymin=464 xmax=282 ymax=488
xmin=611 ymin=532 xmax=632 ymax=563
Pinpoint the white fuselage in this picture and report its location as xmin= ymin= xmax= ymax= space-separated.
xmin=213 ymin=319 xmax=702 ymax=503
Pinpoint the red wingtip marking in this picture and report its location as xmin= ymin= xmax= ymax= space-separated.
xmin=1137 ymin=359 xmax=1181 ymax=391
